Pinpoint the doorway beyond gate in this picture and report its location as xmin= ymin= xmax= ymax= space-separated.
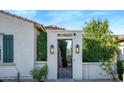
xmin=57 ymin=39 xmax=73 ymax=79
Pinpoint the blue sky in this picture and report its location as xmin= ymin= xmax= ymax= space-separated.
xmin=6 ymin=10 xmax=124 ymax=35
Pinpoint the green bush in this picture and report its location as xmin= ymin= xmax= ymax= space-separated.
xmin=82 ymin=19 xmax=119 ymax=80
xmin=117 ymin=60 xmax=124 ymax=81
xmin=59 ymin=40 xmax=67 ymax=67
xmin=62 ymin=58 xmax=67 ymax=67
xmin=16 ymin=72 xmax=20 ymax=82
xmin=37 ymin=32 xmax=47 ymax=61
xmin=31 ymin=65 xmax=48 ymax=81
xmin=83 ymin=19 xmax=119 ymax=62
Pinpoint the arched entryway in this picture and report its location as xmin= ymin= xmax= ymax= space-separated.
xmin=47 ymin=30 xmax=82 ymax=80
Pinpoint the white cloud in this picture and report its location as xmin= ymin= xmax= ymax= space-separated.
xmin=87 ymin=12 xmax=109 ymax=17
xmin=43 ymin=11 xmax=109 ymax=29
xmin=46 ymin=11 xmax=84 ymax=24
xmin=6 ymin=10 xmax=37 ymax=20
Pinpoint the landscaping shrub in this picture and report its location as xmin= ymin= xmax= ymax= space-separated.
xmin=31 ymin=65 xmax=48 ymax=81
xmin=82 ymin=19 xmax=119 ymax=80
xmin=37 ymin=31 xmax=47 ymax=61
xmin=62 ymin=58 xmax=67 ymax=67
xmin=59 ymin=40 xmax=67 ymax=67
xmin=83 ymin=19 xmax=119 ymax=62
xmin=16 ymin=72 xmax=20 ymax=82
xmin=117 ymin=60 xmax=124 ymax=81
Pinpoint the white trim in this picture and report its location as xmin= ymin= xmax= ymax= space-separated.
xmin=82 ymin=62 xmax=116 ymax=65
xmin=46 ymin=30 xmax=82 ymax=33
xmin=34 ymin=61 xmax=47 ymax=68
xmin=0 ymin=63 xmax=16 ymax=66
xmin=0 ymin=35 xmax=3 ymax=63
xmin=35 ymin=61 xmax=47 ymax=64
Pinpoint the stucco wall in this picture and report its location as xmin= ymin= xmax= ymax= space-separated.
xmin=72 ymin=31 xmax=82 ymax=80
xmin=82 ymin=62 xmax=117 ymax=80
xmin=47 ymin=30 xmax=82 ymax=80
xmin=34 ymin=61 xmax=47 ymax=68
xmin=0 ymin=13 xmax=35 ymax=79
xmin=47 ymin=32 xmax=58 ymax=79
xmin=119 ymin=46 xmax=124 ymax=60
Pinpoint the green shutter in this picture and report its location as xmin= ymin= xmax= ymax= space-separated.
xmin=3 ymin=35 xmax=13 ymax=63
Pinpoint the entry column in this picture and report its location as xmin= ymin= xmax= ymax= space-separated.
xmin=73 ymin=32 xmax=83 ymax=80
xmin=47 ymin=32 xmax=57 ymax=80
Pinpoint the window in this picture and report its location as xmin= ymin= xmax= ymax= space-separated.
xmin=3 ymin=35 xmax=13 ymax=63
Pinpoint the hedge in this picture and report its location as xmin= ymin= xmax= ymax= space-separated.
xmin=37 ymin=31 xmax=47 ymax=61
xmin=117 ymin=60 xmax=124 ymax=81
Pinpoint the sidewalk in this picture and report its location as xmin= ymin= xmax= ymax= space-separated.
xmin=0 ymin=79 xmax=121 ymax=82
xmin=45 ymin=79 xmax=121 ymax=82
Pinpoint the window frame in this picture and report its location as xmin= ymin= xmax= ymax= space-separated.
xmin=0 ymin=35 xmax=3 ymax=63
xmin=3 ymin=35 xmax=14 ymax=63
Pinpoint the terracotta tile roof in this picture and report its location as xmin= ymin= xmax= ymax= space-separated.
xmin=0 ymin=10 xmax=45 ymax=31
xmin=119 ymin=35 xmax=124 ymax=39
xmin=45 ymin=25 xmax=66 ymax=30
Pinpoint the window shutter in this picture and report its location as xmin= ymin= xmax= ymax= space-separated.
xmin=3 ymin=35 xmax=13 ymax=63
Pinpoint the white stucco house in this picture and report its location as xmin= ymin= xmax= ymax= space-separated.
xmin=0 ymin=11 xmax=83 ymax=80
xmin=0 ymin=11 xmax=120 ymax=81
xmin=0 ymin=11 xmax=46 ymax=79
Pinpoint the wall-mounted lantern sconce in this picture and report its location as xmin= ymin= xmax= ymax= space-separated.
xmin=76 ymin=44 xmax=80 ymax=54
xmin=50 ymin=45 xmax=54 ymax=54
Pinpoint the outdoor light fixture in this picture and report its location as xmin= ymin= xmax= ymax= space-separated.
xmin=76 ymin=44 xmax=80 ymax=54
xmin=50 ymin=45 xmax=54 ymax=54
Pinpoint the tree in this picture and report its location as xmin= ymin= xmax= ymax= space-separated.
xmin=37 ymin=31 xmax=47 ymax=61
xmin=59 ymin=40 xmax=67 ymax=67
xmin=83 ymin=19 xmax=119 ymax=79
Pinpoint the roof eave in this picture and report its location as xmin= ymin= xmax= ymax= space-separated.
xmin=34 ymin=23 xmax=46 ymax=32
xmin=118 ymin=39 xmax=124 ymax=43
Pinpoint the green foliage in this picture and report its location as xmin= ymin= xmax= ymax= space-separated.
xmin=31 ymin=65 xmax=48 ymax=81
xmin=83 ymin=19 xmax=119 ymax=80
xmin=117 ymin=60 xmax=124 ymax=81
xmin=59 ymin=40 xmax=67 ymax=67
xmin=16 ymin=72 xmax=20 ymax=82
xmin=37 ymin=31 xmax=47 ymax=61
xmin=83 ymin=19 xmax=119 ymax=62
